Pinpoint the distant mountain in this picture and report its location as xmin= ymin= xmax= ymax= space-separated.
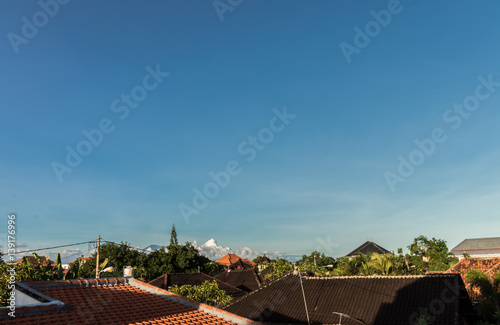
xmin=192 ymin=238 xmax=261 ymax=261
xmin=143 ymin=244 xmax=164 ymax=253
xmin=141 ymin=239 xmax=282 ymax=261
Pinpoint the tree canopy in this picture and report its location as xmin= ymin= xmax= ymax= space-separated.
xmin=170 ymin=223 xmax=178 ymax=246
xmin=168 ymin=280 xmax=233 ymax=307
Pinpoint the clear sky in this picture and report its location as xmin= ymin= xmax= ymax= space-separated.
xmin=2 ymin=0 xmax=500 ymax=262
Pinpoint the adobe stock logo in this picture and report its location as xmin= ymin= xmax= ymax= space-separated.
xmin=179 ymin=106 xmax=296 ymax=224
xmin=339 ymin=0 xmax=410 ymax=64
xmin=212 ymin=0 xmax=242 ymax=21
xmin=7 ymin=0 xmax=70 ymax=54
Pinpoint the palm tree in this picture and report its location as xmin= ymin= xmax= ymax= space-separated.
xmin=356 ymin=253 xmax=374 ymax=275
xmin=370 ymin=253 xmax=394 ymax=275
xmin=466 ymin=269 xmax=500 ymax=323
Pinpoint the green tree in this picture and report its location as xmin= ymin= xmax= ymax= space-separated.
xmin=142 ymin=242 xmax=214 ymax=281
xmin=259 ymin=258 xmax=294 ymax=281
xmin=466 ymin=269 xmax=500 ymax=323
xmin=0 ymin=253 xmax=63 ymax=306
xmin=406 ymin=235 xmax=457 ymax=274
xmin=76 ymin=242 xmax=147 ymax=279
xmin=370 ymin=253 xmax=394 ymax=275
xmin=335 ymin=256 xmax=360 ymax=276
xmin=55 ymin=253 xmax=64 ymax=279
xmin=168 ymin=280 xmax=233 ymax=307
xmin=300 ymin=251 xmax=336 ymax=268
xmin=354 ymin=253 xmax=373 ymax=275
xmin=170 ymin=223 xmax=178 ymax=246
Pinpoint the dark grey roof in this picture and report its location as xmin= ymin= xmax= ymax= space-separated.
xmin=345 ymin=241 xmax=390 ymax=257
xmin=224 ymin=274 xmax=475 ymax=325
xmin=214 ymin=269 xmax=262 ymax=292
xmin=452 ymin=237 xmax=500 ymax=251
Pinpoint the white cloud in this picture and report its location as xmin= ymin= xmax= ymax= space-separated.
xmin=191 ymin=238 xmax=279 ymax=261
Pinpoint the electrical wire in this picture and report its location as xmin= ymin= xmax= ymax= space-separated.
xmin=1 ymin=241 xmax=95 ymax=256
xmin=101 ymin=240 xmax=160 ymax=253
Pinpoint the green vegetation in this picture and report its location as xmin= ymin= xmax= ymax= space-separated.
xmin=168 ymin=280 xmax=233 ymax=307
xmin=466 ymin=269 xmax=500 ymax=324
xmin=170 ymin=223 xmax=178 ymax=246
xmin=0 ymin=234 xmax=461 ymax=309
xmin=260 ymin=258 xmax=294 ymax=281
xmin=257 ymin=235 xmax=457 ymax=280
xmin=0 ymin=253 xmax=62 ymax=306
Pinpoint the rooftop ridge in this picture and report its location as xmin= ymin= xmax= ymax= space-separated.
xmin=302 ymin=274 xmax=460 ymax=279
xmin=21 ymin=277 xmax=128 ymax=290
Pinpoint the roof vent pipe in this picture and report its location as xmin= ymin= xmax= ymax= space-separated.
xmin=123 ymin=266 xmax=134 ymax=278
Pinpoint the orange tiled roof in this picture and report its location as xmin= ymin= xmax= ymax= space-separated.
xmin=215 ymin=254 xmax=255 ymax=267
xmin=447 ymin=257 xmax=500 ymax=276
xmin=446 ymin=257 xmax=500 ymax=301
xmin=0 ymin=277 xmax=261 ymax=325
xmin=14 ymin=256 xmax=55 ymax=266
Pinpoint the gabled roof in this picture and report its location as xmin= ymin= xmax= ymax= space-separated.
xmin=228 ymin=259 xmax=255 ymax=270
xmin=0 ymin=277 xmax=261 ymax=325
xmin=224 ymin=274 xmax=474 ymax=325
xmin=216 ymin=254 xmax=256 ymax=267
xmin=215 ymin=269 xmax=261 ymax=293
xmin=148 ymin=272 xmax=247 ymax=299
xmin=451 ymin=237 xmax=500 ymax=252
xmin=254 ymin=255 xmax=272 ymax=264
xmin=14 ymin=256 xmax=55 ymax=266
xmin=345 ymin=241 xmax=390 ymax=257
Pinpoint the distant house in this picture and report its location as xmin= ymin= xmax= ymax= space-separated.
xmin=0 ymin=277 xmax=259 ymax=324
xmin=253 ymin=255 xmax=273 ymax=272
xmin=216 ymin=254 xmax=256 ymax=270
xmin=224 ymin=274 xmax=475 ymax=325
xmin=215 ymin=269 xmax=262 ymax=292
xmin=446 ymin=256 xmax=500 ymax=301
xmin=253 ymin=254 xmax=272 ymax=264
xmin=451 ymin=237 xmax=500 ymax=259
xmin=148 ymin=272 xmax=247 ymax=300
xmin=14 ymin=256 xmax=55 ymax=267
xmin=345 ymin=241 xmax=390 ymax=258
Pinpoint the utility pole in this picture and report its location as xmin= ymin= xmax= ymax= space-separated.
xmin=95 ymin=235 xmax=101 ymax=278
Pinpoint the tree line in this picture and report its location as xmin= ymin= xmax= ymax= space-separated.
xmin=1 ymin=232 xmax=499 ymax=322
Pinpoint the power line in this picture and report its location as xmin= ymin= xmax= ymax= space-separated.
xmin=101 ymin=240 xmax=157 ymax=253
xmin=61 ymin=246 xmax=94 ymax=263
xmin=2 ymin=241 xmax=95 ymax=256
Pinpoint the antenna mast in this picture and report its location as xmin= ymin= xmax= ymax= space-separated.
xmin=299 ymin=272 xmax=311 ymax=325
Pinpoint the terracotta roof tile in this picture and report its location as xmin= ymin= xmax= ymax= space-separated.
xmin=0 ymin=278 xmax=261 ymax=325
xmin=215 ymin=254 xmax=255 ymax=267
xmin=14 ymin=256 xmax=55 ymax=266
xmin=446 ymin=257 xmax=500 ymax=300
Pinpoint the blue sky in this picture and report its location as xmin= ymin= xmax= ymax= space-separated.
xmin=2 ymin=0 xmax=500 ymax=262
